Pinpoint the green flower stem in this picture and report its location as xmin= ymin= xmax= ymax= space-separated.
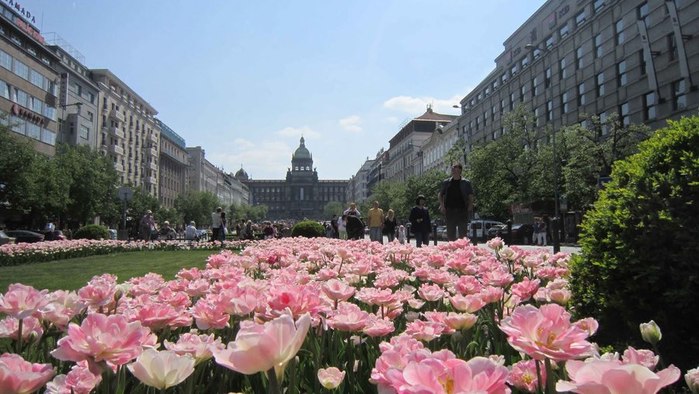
xmin=266 ymin=368 xmax=281 ymax=394
xmin=535 ymin=359 xmax=544 ymax=394
xmin=544 ymin=358 xmax=555 ymax=394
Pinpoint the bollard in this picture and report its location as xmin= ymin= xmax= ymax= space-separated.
xmin=433 ymin=224 xmax=438 ymax=245
xmin=552 ymin=217 xmax=560 ymax=253
xmin=506 ymin=219 xmax=512 ymax=246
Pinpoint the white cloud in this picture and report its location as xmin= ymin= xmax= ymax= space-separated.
xmin=339 ymin=115 xmax=362 ymax=133
xmin=209 ymin=140 xmax=293 ymax=179
xmin=276 ymin=126 xmax=321 ymax=139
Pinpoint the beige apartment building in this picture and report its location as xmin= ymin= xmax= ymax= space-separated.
xmin=0 ymin=2 xmax=59 ymax=156
xmin=156 ymin=119 xmax=188 ymax=209
xmin=92 ymin=69 xmax=160 ymax=197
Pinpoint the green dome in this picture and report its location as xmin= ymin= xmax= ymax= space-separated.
xmin=293 ymin=137 xmax=312 ymax=160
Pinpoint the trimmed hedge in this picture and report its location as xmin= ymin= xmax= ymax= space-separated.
xmin=290 ymin=220 xmax=325 ymax=238
xmin=73 ymin=224 xmax=110 ymax=240
xmin=569 ymin=116 xmax=699 ymax=370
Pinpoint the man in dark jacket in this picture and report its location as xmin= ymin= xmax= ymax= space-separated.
xmin=438 ymin=163 xmax=474 ymax=241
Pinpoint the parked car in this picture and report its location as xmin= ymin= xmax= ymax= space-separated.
xmin=488 ymin=223 xmax=535 ymax=245
xmin=41 ymin=230 xmax=67 ymax=241
xmin=0 ymin=230 xmax=14 ymax=245
xmin=468 ymin=220 xmax=504 ymax=241
xmin=4 ymin=230 xmax=45 ymax=243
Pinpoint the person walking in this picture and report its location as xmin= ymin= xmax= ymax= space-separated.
xmin=409 ymin=195 xmax=431 ymax=248
xmin=343 ymin=202 xmax=363 ymax=240
xmin=367 ymin=200 xmax=384 ymax=243
xmin=211 ymin=207 xmax=223 ymax=244
xmin=384 ymin=209 xmax=397 ymax=242
xmin=438 ymin=162 xmax=474 ymax=241
xmin=139 ymin=210 xmax=155 ymax=241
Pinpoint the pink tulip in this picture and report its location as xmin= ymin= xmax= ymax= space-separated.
xmin=127 ymin=348 xmax=195 ymax=389
xmin=0 ymin=316 xmax=43 ymax=341
xmin=327 ymin=302 xmax=370 ymax=332
xmin=317 ymin=367 xmax=345 ymax=389
xmin=77 ymin=274 xmax=118 ymax=309
xmin=556 ymin=359 xmax=680 ymax=394
xmin=51 ymin=313 xmax=157 ymax=367
xmin=322 ymin=279 xmax=356 ymax=302
xmin=164 ymin=331 xmax=223 ymax=365
xmin=508 ymin=359 xmax=544 ymax=393
xmin=213 ymin=312 xmax=311 ymax=381
xmin=0 ymin=283 xmax=49 ymax=319
xmin=686 ymin=367 xmax=699 ymax=394
xmin=499 ymin=303 xmax=595 ymax=361
xmin=0 ymin=353 xmax=55 ymax=394
xmin=45 ymin=360 xmax=102 ymax=394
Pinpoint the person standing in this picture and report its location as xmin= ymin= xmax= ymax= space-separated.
xmin=409 ymin=195 xmax=431 ymax=248
xmin=384 ymin=209 xmax=397 ymax=242
xmin=219 ymin=210 xmax=227 ymax=245
xmin=337 ymin=214 xmax=347 ymax=240
xmin=211 ymin=207 xmax=223 ymax=244
xmin=367 ymin=201 xmax=384 ymax=243
xmin=139 ymin=210 xmax=155 ymax=241
xmin=438 ymin=162 xmax=474 ymax=241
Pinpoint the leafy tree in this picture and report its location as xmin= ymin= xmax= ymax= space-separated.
xmin=55 ymin=145 xmax=119 ymax=227
xmin=404 ymin=169 xmax=445 ymax=222
xmin=0 ymin=126 xmax=39 ymax=213
xmin=367 ymin=180 xmax=406 ymax=219
xmin=175 ymin=191 xmax=220 ymax=227
xmin=248 ymin=204 xmax=268 ymax=221
xmin=466 ymin=105 xmax=550 ymax=219
xmin=31 ymin=158 xmax=71 ymax=224
xmin=559 ymin=113 xmax=650 ymax=211
xmin=323 ymin=201 xmax=344 ymax=218
xmin=569 ymin=116 xmax=699 ymax=371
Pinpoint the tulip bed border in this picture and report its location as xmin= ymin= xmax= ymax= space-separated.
xmin=0 ymin=237 xmax=695 ymax=393
xmin=0 ymin=239 xmax=248 ymax=267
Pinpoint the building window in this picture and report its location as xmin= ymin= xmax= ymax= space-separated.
xmin=520 ymin=85 xmax=526 ymax=102
xmin=594 ymin=34 xmax=603 ymax=58
xmin=575 ymin=10 xmax=587 ymax=27
xmin=619 ymin=102 xmax=630 ymax=126
xmin=545 ymin=67 xmax=552 ymax=88
xmin=597 ymin=73 xmax=605 ymax=96
xmin=532 ymin=76 xmax=539 ymax=97
xmin=668 ymin=34 xmax=677 ymax=61
xmin=545 ymin=36 xmax=555 ymax=49
xmin=576 ymin=46 xmax=584 ymax=69
xmin=510 ymin=92 xmax=516 ymax=110
xmin=643 ymin=92 xmax=656 ymax=120
xmin=561 ymin=91 xmax=570 ymax=114
xmin=492 ymin=79 xmax=499 ymax=90
xmin=533 ymin=47 xmax=542 ymax=59
xmin=511 ymin=64 xmax=518 ymax=76
xmin=483 ymin=112 xmax=488 ymax=127
xmin=600 ymin=112 xmax=609 ymax=136
xmin=559 ymin=57 xmax=567 ymax=80
xmin=485 ymin=86 xmax=490 ymax=96
xmin=594 ymin=0 xmax=605 ymax=12
xmin=534 ymin=107 xmax=540 ymax=127
xmin=0 ymin=50 xmax=11 ymax=70
xmin=578 ymin=83 xmax=586 ymax=106
xmin=638 ymin=50 xmax=647 ymax=75
xmin=673 ymin=79 xmax=687 ymax=110
xmin=615 ymin=19 xmax=625 ymax=45
xmin=617 ymin=61 xmax=627 ymax=87
xmin=500 ymin=99 xmax=506 ymax=112
xmin=501 ymin=73 xmax=508 ymax=84
xmin=521 ymin=56 xmax=529 ymax=69
xmin=79 ymin=125 xmax=90 ymax=140
xmin=546 ymin=100 xmax=553 ymax=121
xmin=637 ymin=2 xmax=649 ymax=23
xmin=560 ymin=24 xmax=569 ymax=39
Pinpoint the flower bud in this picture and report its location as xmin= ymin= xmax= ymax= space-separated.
xmin=639 ymin=320 xmax=662 ymax=345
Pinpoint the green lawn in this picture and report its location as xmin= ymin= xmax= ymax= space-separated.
xmin=0 ymin=249 xmax=216 ymax=292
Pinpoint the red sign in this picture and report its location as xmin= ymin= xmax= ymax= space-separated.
xmin=11 ymin=103 xmax=46 ymax=126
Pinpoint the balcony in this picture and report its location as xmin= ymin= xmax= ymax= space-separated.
xmin=143 ymin=176 xmax=157 ymax=185
xmin=107 ymin=126 xmax=125 ymax=139
xmin=148 ymin=133 xmax=158 ymax=144
xmin=114 ymin=162 xmax=125 ymax=173
xmin=148 ymin=161 xmax=158 ymax=171
xmin=109 ymin=109 xmax=125 ymax=123
xmin=143 ymin=146 xmax=158 ymax=158
xmin=108 ymin=144 xmax=124 ymax=156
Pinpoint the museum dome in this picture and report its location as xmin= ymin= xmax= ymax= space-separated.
xmin=292 ymin=137 xmax=312 ymax=160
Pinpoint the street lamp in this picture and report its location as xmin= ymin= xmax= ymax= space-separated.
xmin=525 ymin=43 xmax=560 ymax=253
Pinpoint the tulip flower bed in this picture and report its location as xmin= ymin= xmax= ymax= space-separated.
xmin=0 ymin=237 xmax=695 ymax=393
xmin=0 ymin=239 xmax=247 ymax=267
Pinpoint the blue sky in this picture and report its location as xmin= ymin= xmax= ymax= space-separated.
xmin=24 ymin=0 xmax=544 ymax=179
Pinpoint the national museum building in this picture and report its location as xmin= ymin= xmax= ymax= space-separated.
xmin=235 ymin=137 xmax=348 ymax=220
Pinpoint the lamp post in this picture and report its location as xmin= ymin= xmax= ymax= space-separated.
xmin=525 ymin=43 xmax=560 ymax=253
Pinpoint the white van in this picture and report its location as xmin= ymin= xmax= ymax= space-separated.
xmin=468 ymin=220 xmax=504 ymax=240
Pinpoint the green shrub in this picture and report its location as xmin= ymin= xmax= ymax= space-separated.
xmin=73 ymin=224 xmax=110 ymax=240
xmin=569 ymin=116 xmax=699 ymax=370
xmin=290 ymin=220 xmax=325 ymax=238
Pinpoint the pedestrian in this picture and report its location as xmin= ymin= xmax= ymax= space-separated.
xmin=185 ymin=221 xmax=199 ymax=241
xmin=211 ymin=207 xmax=223 ymax=244
xmin=330 ymin=215 xmax=339 ymax=238
xmin=367 ymin=200 xmax=384 ymax=243
xmin=409 ymin=195 xmax=431 ymax=248
xmin=343 ymin=202 xmax=363 ymax=240
xmin=219 ymin=209 xmax=227 ymax=245
xmin=383 ymin=209 xmax=397 ymax=242
xmin=438 ymin=162 xmax=475 ymax=241
xmin=535 ymin=217 xmax=547 ymax=246
xmin=397 ymin=225 xmax=407 ymax=244
xmin=139 ymin=210 xmax=155 ymax=241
